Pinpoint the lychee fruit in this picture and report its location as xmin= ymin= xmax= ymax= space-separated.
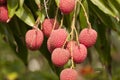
xmin=25 ymin=29 xmax=44 ymax=51
xmin=42 ymin=18 xmax=59 ymax=37
xmin=48 ymin=29 xmax=68 ymax=52
xmin=66 ymin=41 xmax=87 ymax=63
xmin=79 ymin=28 xmax=97 ymax=47
xmin=0 ymin=0 xmax=6 ymax=5
xmin=47 ymin=37 xmax=54 ymax=53
xmin=60 ymin=68 xmax=78 ymax=80
xmin=0 ymin=6 xmax=9 ymax=23
xmin=51 ymin=48 xmax=70 ymax=66
xmin=73 ymin=44 xmax=87 ymax=63
xmin=66 ymin=41 xmax=77 ymax=51
xmin=59 ymin=0 xmax=75 ymax=14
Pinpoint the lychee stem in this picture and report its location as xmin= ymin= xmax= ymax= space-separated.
xmin=44 ymin=0 xmax=49 ymax=19
xmin=52 ymin=8 xmax=58 ymax=31
xmin=59 ymin=14 xmax=64 ymax=28
xmin=74 ymin=27 xmax=79 ymax=44
xmin=69 ymin=0 xmax=78 ymax=69
xmin=78 ymin=0 xmax=92 ymax=29
xmin=34 ymin=17 xmax=40 ymax=29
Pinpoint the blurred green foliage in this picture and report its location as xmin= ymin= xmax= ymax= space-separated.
xmin=0 ymin=0 xmax=120 ymax=80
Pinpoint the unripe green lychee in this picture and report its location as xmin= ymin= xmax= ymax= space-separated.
xmin=48 ymin=29 xmax=68 ymax=52
xmin=0 ymin=0 xmax=6 ymax=5
xmin=79 ymin=28 xmax=97 ymax=47
xmin=0 ymin=6 xmax=9 ymax=23
xmin=25 ymin=29 xmax=44 ymax=51
xmin=42 ymin=18 xmax=59 ymax=37
xmin=66 ymin=41 xmax=87 ymax=63
xmin=60 ymin=68 xmax=78 ymax=80
xmin=51 ymin=48 xmax=70 ymax=66
xmin=59 ymin=0 xmax=75 ymax=14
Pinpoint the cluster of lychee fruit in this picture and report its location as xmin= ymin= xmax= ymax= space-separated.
xmin=0 ymin=0 xmax=9 ymax=23
xmin=25 ymin=0 xmax=97 ymax=80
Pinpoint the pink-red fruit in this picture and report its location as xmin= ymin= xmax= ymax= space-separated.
xmin=42 ymin=19 xmax=59 ymax=37
xmin=59 ymin=0 xmax=75 ymax=14
xmin=25 ymin=29 xmax=44 ymax=51
xmin=48 ymin=29 xmax=68 ymax=52
xmin=73 ymin=44 xmax=87 ymax=63
xmin=51 ymin=48 xmax=70 ymax=67
xmin=60 ymin=68 xmax=78 ymax=80
xmin=0 ymin=6 xmax=9 ymax=23
xmin=79 ymin=28 xmax=97 ymax=47
xmin=0 ymin=0 xmax=6 ymax=4
xmin=66 ymin=41 xmax=87 ymax=63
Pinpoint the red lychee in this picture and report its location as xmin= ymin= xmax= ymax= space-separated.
xmin=42 ymin=18 xmax=59 ymax=37
xmin=0 ymin=0 xmax=6 ymax=5
xmin=47 ymin=37 xmax=54 ymax=53
xmin=25 ymin=29 xmax=44 ymax=51
xmin=60 ymin=68 xmax=78 ymax=80
xmin=66 ymin=41 xmax=87 ymax=63
xmin=0 ymin=6 xmax=9 ymax=23
xmin=48 ymin=29 xmax=68 ymax=52
xmin=51 ymin=48 xmax=70 ymax=67
xmin=79 ymin=28 xmax=97 ymax=47
xmin=73 ymin=44 xmax=87 ymax=63
xmin=59 ymin=0 xmax=75 ymax=14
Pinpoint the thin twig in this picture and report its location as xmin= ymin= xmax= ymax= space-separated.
xmin=52 ymin=8 xmax=59 ymax=30
xmin=69 ymin=0 xmax=78 ymax=69
xmin=44 ymin=0 xmax=49 ymax=19
xmin=78 ymin=0 xmax=91 ymax=29
xmin=59 ymin=14 xmax=64 ymax=28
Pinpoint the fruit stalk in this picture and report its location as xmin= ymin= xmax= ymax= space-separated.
xmin=44 ymin=0 xmax=49 ymax=19
xmin=78 ymin=0 xmax=91 ymax=29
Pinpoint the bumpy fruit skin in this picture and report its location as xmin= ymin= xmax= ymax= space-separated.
xmin=0 ymin=0 xmax=6 ymax=4
xmin=48 ymin=29 xmax=68 ymax=52
xmin=25 ymin=29 xmax=44 ymax=51
xmin=73 ymin=44 xmax=87 ymax=63
xmin=59 ymin=0 xmax=75 ymax=14
xmin=51 ymin=48 xmax=70 ymax=66
xmin=47 ymin=37 xmax=54 ymax=53
xmin=79 ymin=28 xmax=97 ymax=47
xmin=60 ymin=68 xmax=78 ymax=80
xmin=42 ymin=19 xmax=59 ymax=37
xmin=66 ymin=41 xmax=87 ymax=63
xmin=0 ymin=6 xmax=9 ymax=23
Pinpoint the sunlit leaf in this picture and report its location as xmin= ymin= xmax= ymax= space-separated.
xmin=55 ymin=0 xmax=59 ymax=7
xmin=19 ymin=0 xmax=24 ymax=7
xmin=15 ymin=5 xmax=35 ymax=27
xmin=79 ymin=0 xmax=88 ymax=29
xmin=7 ymin=0 xmax=18 ymax=18
xmin=90 ymin=0 xmax=116 ymax=17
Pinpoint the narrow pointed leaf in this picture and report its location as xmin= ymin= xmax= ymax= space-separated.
xmin=15 ymin=5 xmax=35 ymax=27
xmin=7 ymin=0 xmax=18 ymax=18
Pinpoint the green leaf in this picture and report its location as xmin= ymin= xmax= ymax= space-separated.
xmin=14 ymin=35 xmax=28 ymax=66
xmin=88 ymin=1 xmax=120 ymax=35
xmin=15 ymin=5 xmax=35 ymax=27
xmin=108 ymin=0 xmax=120 ymax=18
xmin=7 ymin=0 xmax=19 ymax=18
xmin=79 ymin=0 xmax=88 ymax=29
xmin=35 ymin=0 xmax=41 ymax=6
xmin=19 ymin=0 xmax=24 ymax=7
xmin=90 ymin=0 xmax=116 ymax=17
xmin=116 ymin=0 xmax=120 ymax=4
xmin=55 ymin=0 xmax=59 ymax=7
xmin=36 ymin=10 xmax=45 ymax=23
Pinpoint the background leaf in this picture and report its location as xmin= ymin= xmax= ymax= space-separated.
xmin=15 ymin=5 xmax=35 ymax=27
xmin=7 ymin=0 xmax=19 ymax=18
